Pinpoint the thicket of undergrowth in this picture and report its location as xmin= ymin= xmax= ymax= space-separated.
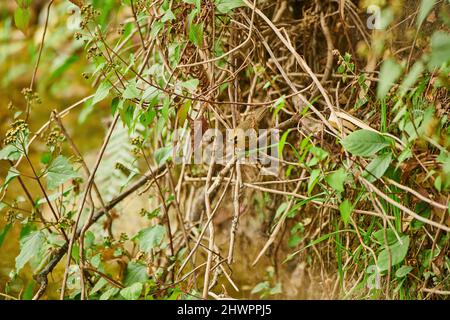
xmin=0 ymin=0 xmax=449 ymax=300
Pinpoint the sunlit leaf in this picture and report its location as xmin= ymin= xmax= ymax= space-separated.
xmin=45 ymin=155 xmax=79 ymax=190
xmin=429 ymin=31 xmax=450 ymax=68
xmin=14 ymin=7 xmax=30 ymax=34
xmin=339 ymin=199 xmax=352 ymax=226
xmin=341 ymin=130 xmax=390 ymax=157
xmin=363 ymin=152 xmax=392 ymax=182
xmin=325 ymin=168 xmax=348 ymax=193
xmin=215 ymin=0 xmax=245 ymax=14
xmin=16 ymin=230 xmax=46 ymax=272
xmin=189 ymin=23 xmax=204 ymax=47
xmin=120 ymin=283 xmax=143 ymax=300
xmin=417 ymin=0 xmax=437 ymax=26
xmin=93 ymin=81 xmax=112 ymax=105
xmin=134 ymin=225 xmax=166 ymax=253
xmin=377 ymin=235 xmax=410 ymax=272
xmin=377 ymin=58 xmax=402 ymax=99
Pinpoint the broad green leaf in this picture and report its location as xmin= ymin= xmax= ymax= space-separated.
xmin=161 ymin=9 xmax=175 ymax=22
xmin=90 ymin=277 xmax=108 ymax=295
xmin=395 ymin=265 xmax=413 ymax=278
xmin=215 ymin=0 xmax=245 ymax=14
xmin=275 ymin=202 xmax=288 ymax=220
xmin=139 ymin=107 xmax=156 ymax=126
xmin=150 ymin=21 xmax=164 ymax=39
xmin=339 ymin=199 xmax=352 ymax=226
xmin=122 ymin=80 xmax=140 ymax=100
xmin=341 ymin=130 xmax=389 ymax=157
xmin=154 ymin=146 xmax=172 ymax=165
xmin=45 ymin=155 xmax=79 ymax=190
xmin=93 ymin=81 xmax=112 ymax=104
xmin=180 ymin=79 xmax=199 ymax=92
xmin=14 ymin=7 xmax=30 ymax=33
xmin=373 ymin=229 xmax=398 ymax=246
xmin=16 ymin=230 xmax=46 ymax=272
xmin=189 ymin=23 xmax=204 ymax=47
xmin=120 ymin=282 xmax=143 ymax=300
xmin=363 ymin=152 xmax=392 ymax=182
xmin=429 ymin=31 xmax=450 ymax=68
xmin=111 ymin=97 xmax=121 ymax=115
xmin=251 ymin=281 xmax=270 ymax=294
xmin=377 ymin=235 xmax=410 ymax=272
xmin=135 ymin=225 xmax=166 ymax=252
xmin=417 ymin=0 xmax=436 ymax=26
xmin=377 ymin=58 xmax=402 ymax=99
xmin=0 ymin=144 xmax=21 ymax=161
xmin=325 ymin=168 xmax=348 ymax=193
xmin=1 ymin=167 xmax=20 ymax=192
xmin=99 ymin=287 xmax=119 ymax=300
xmin=124 ymin=262 xmax=148 ymax=286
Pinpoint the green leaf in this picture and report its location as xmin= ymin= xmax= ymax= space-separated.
xmin=251 ymin=281 xmax=270 ymax=294
xmin=135 ymin=225 xmax=166 ymax=253
xmin=122 ymin=80 xmax=140 ymax=100
xmin=189 ymin=23 xmax=204 ymax=47
xmin=363 ymin=152 xmax=392 ymax=182
xmin=377 ymin=58 xmax=402 ymax=99
xmin=120 ymin=282 xmax=143 ymax=300
xmin=0 ymin=144 xmax=21 ymax=161
xmin=45 ymin=155 xmax=79 ymax=190
xmin=429 ymin=31 xmax=450 ymax=68
xmin=180 ymin=79 xmax=199 ymax=92
xmin=417 ymin=0 xmax=436 ymax=26
xmin=339 ymin=199 xmax=352 ymax=226
xmin=377 ymin=235 xmax=410 ymax=272
xmin=14 ymin=7 xmax=30 ymax=33
xmin=93 ymin=81 xmax=112 ymax=105
xmin=341 ymin=130 xmax=390 ymax=157
xmin=1 ymin=167 xmax=20 ymax=193
xmin=111 ymin=97 xmax=121 ymax=115
xmin=395 ymin=265 xmax=413 ymax=278
xmin=278 ymin=129 xmax=291 ymax=159
xmin=373 ymin=229 xmax=398 ymax=246
xmin=90 ymin=278 xmax=108 ymax=295
xmin=40 ymin=152 xmax=52 ymax=165
xmin=275 ymin=202 xmax=288 ymax=220
xmin=307 ymin=169 xmax=321 ymax=195
xmin=99 ymin=287 xmax=119 ymax=300
xmin=215 ymin=0 xmax=245 ymax=14
xmin=154 ymin=146 xmax=172 ymax=165
xmin=124 ymin=262 xmax=148 ymax=286
xmin=325 ymin=168 xmax=348 ymax=193
xmin=139 ymin=107 xmax=156 ymax=126
xmin=161 ymin=9 xmax=175 ymax=22
xmin=17 ymin=0 xmax=32 ymax=7
xmin=399 ymin=61 xmax=424 ymax=95
xmin=15 ymin=230 xmax=46 ymax=272
xmin=22 ymin=281 xmax=35 ymax=300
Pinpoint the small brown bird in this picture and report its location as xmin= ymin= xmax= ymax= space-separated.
xmin=236 ymin=107 xmax=269 ymax=130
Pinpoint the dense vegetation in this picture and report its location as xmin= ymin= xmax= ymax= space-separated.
xmin=0 ymin=0 xmax=449 ymax=300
